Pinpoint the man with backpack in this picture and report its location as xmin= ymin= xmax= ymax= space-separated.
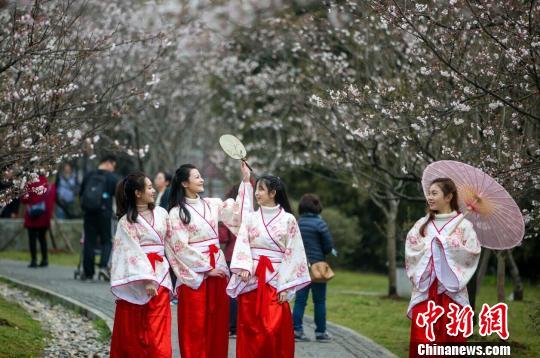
xmin=80 ymin=155 xmax=118 ymax=281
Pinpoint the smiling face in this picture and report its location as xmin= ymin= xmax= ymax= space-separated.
xmin=426 ymin=183 xmax=453 ymax=213
xmin=135 ymin=177 xmax=156 ymax=205
xmin=255 ymin=180 xmax=276 ymax=207
xmin=182 ymin=169 xmax=205 ymax=197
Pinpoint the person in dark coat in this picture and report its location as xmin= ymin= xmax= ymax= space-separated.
xmin=0 ymin=171 xmax=20 ymax=218
xmin=21 ymin=175 xmax=56 ymax=268
xmin=80 ymin=155 xmax=118 ymax=280
xmin=292 ymin=194 xmax=334 ymax=342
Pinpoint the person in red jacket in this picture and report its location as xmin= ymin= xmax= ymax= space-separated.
xmin=21 ymin=175 xmax=56 ymax=268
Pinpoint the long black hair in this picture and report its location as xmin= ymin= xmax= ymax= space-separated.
xmin=115 ymin=172 xmax=155 ymax=223
xmin=255 ymin=175 xmax=292 ymax=213
xmin=168 ymin=164 xmax=197 ymax=224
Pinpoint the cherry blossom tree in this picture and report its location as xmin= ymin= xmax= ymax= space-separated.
xmin=190 ymin=0 xmax=539 ymax=295
xmin=0 ymin=0 xmax=166 ymax=203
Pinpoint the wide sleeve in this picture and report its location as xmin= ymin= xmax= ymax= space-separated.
xmin=229 ymin=219 xmax=253 ymax=274
xmin=110 ymin=218 xmax=158 ymax=305
xmin=277 ymin=216 xmax=311 ymax=300
xmin=164 ymin=207 xmax=213 ymax=290
xmin=434 ymin=219 xmax=481 ymax=292
xmin=207 ymin=180 xmax=253 ymax=236
xmin=226 ymin=217 xmax=255 ymax=298
xmin=405 ymin=217 xmax=432 ymax=291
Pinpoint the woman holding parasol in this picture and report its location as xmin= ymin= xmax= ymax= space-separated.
xmin=406 ymin=161 xmax=524 ymax=357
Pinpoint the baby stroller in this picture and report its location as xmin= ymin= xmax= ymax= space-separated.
xmin=73 ymin=232 xmax=110 ymax=281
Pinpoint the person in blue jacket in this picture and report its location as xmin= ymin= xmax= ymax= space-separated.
xmin=293 ymin=194 xmax=334 ymax=342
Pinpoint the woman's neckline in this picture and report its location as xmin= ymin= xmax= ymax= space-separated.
xmin=185 ymin=195 xmax=201 ymax=204
xmin=433 ymin=211 xmax=458 ymax=219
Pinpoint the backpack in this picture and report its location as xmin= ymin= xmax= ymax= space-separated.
xmin=81 ymin=172 xmax=107 ymax=212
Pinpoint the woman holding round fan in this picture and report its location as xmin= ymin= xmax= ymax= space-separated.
xmin=406 ymin=177 xmax=481 ymax=357
xmin=165 ymin=161 xmax=252 ymax=358
xmin=227 ymin=175 xmax=311 ymax=358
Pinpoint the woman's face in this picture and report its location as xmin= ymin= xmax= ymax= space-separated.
xmin=183 ymin=169 xmax=204 ymax=195
xmin=63 ymin=164 xmax=73 ymax=177
xmin=154 ymin=172 xmax=166 ymax=191
xmin=135 ymin=177 xmax=156 ymax=205
xmin=426 ymin=183 xmax=452 ymax=212
xmin=255 ymin=181 xmax=276 ymax=207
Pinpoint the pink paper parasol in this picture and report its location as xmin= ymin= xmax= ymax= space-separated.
xmin=422 ymin=160 xmax=524 ymax=250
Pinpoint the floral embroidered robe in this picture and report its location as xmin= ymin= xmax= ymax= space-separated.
xmin=227 ymin=206 xmax=311 ymax=301
xmin=405 ymin=212 xmax=481 ymax=317
xmin=165 ymin=181 xmax=253 ymax=290
xmin=110 ymin=206 xmax=173 ymax=304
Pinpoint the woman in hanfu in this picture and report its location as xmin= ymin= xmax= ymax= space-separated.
xmin=227 ymin=175 xmax=311 ymax=358
xmin=406 ymin=178 xmax=481 ymax=357
xmin=109 ymin=172 xmax=173 ymax=358
xmin=165 ymin=162 xmax=253 ymax=358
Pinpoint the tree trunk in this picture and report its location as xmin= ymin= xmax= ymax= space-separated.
xmin=467 ymin=272 xmax=478 ymax=314
xmin=385 ymin=199 xmax=399 ymax=297
xmin=475 ymin=248 xmax=491 ymax=296
xmin=507 ymin=250 xmax=523 ymax=301
xmin=134 ymin=124 xmax=144 ymax=172
xmin=496 ymin=251 xmax=506 ymax=302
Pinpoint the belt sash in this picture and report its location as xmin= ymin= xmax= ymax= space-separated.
xmin=191 ymin=238 xmax=220 ymax=269
xmin=252 ymin=248 xmax=283 ymax=315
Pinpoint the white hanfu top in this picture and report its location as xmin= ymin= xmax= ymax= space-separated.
xmin=405 ymin=211 xmax=481 ymax=318
xmin=165 ymin=181 xmax=253 ymax=290
xmin=110 ymin=206 xmax=173 ymax=305
xmin=227 ymin=205 xmax=311 ymax=302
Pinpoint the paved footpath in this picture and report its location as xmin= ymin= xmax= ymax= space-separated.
xmin=0 ymin=259 xmax=396 ymax=358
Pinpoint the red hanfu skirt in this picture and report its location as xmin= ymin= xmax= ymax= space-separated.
xmin=237 ymin=284 xmax=294 ymax=358
xmin=110 ymin=286 xmax=172 ymax=358
xmin=177 ymin=276 xmax=229 ymax=358
xmin=409 ymin=279 xmax=466 ymax=358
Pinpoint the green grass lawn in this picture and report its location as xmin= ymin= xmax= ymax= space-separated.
xmin=0 ymin=295 xmax=45 ymax=357
xmin=0 ymin=250 xmax=81 ymax=267
xmin=300 ymin=270 xmax=540 ymax=358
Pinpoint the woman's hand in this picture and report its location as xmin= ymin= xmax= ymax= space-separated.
xmin=239 ymin=269 xmax=250 ymax=282
xmin=145 ymin=281 xmax=158 ymax=297
xmin=208 ymin=269 xmax=226 ymax=278
xmin=277 ymin=291 xmax=288 ymax=304
xmin=241 ymin=161 xmax=250 ymax=182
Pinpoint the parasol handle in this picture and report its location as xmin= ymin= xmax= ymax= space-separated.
xmin=242 ymin=159 xmax=253 ymax=172
xmin=447 ymin=196 xmax=480 ymax=236
xmin=447 ymin=212 xmax=468 ymax=236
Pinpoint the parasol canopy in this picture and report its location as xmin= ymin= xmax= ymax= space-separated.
xmin=422 ymin=160 xmax=524 ymax=250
